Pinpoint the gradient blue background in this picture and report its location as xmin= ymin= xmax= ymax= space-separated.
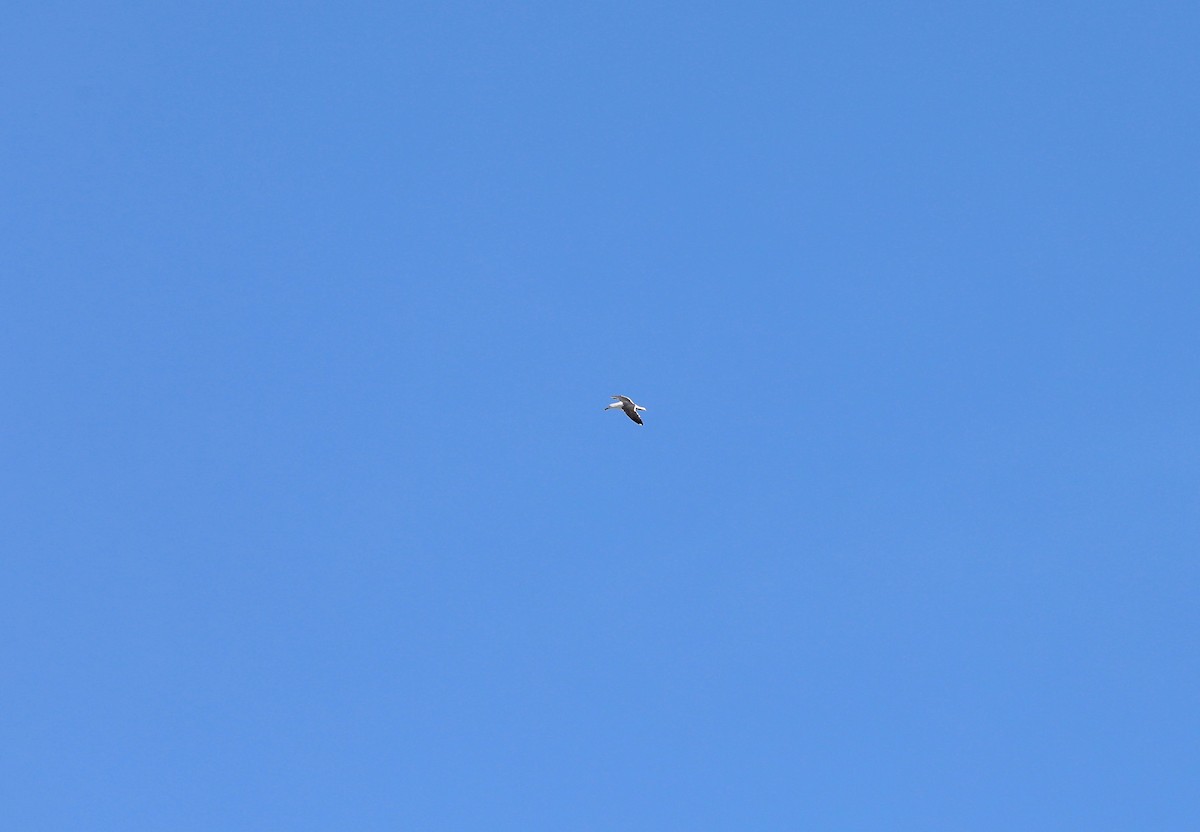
xmin=4 ymin=2 xmax=1198 ymax=828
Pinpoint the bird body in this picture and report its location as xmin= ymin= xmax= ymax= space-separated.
xmin=605 ymin=395 xmax=647 ymax=425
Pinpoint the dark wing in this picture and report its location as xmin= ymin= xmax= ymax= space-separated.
xmin=624 ymin=406 xmax=643 ymax=425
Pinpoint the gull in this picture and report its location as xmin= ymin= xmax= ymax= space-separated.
xmin=605 ymin=395 xmax=647 ymax=426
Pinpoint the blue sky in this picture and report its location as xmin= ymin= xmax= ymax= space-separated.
xmin=4 ymin=2 xmax=1198 ymax=828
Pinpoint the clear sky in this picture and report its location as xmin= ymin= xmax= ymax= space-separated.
xmin=4 ymin=2 xmax=1198 ymax=829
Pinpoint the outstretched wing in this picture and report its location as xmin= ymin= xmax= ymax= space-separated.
xmin=612 ymin=395 xmax=635 ymax=406
xmin=624 ymin=406 xmax=644 ymax=425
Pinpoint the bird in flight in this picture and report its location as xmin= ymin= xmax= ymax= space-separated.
xmin=605 ymin=395 xmax=647 ymax=425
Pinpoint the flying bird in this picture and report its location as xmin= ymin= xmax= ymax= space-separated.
xmin=605 ymin=395 xmax=647 ymax=426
